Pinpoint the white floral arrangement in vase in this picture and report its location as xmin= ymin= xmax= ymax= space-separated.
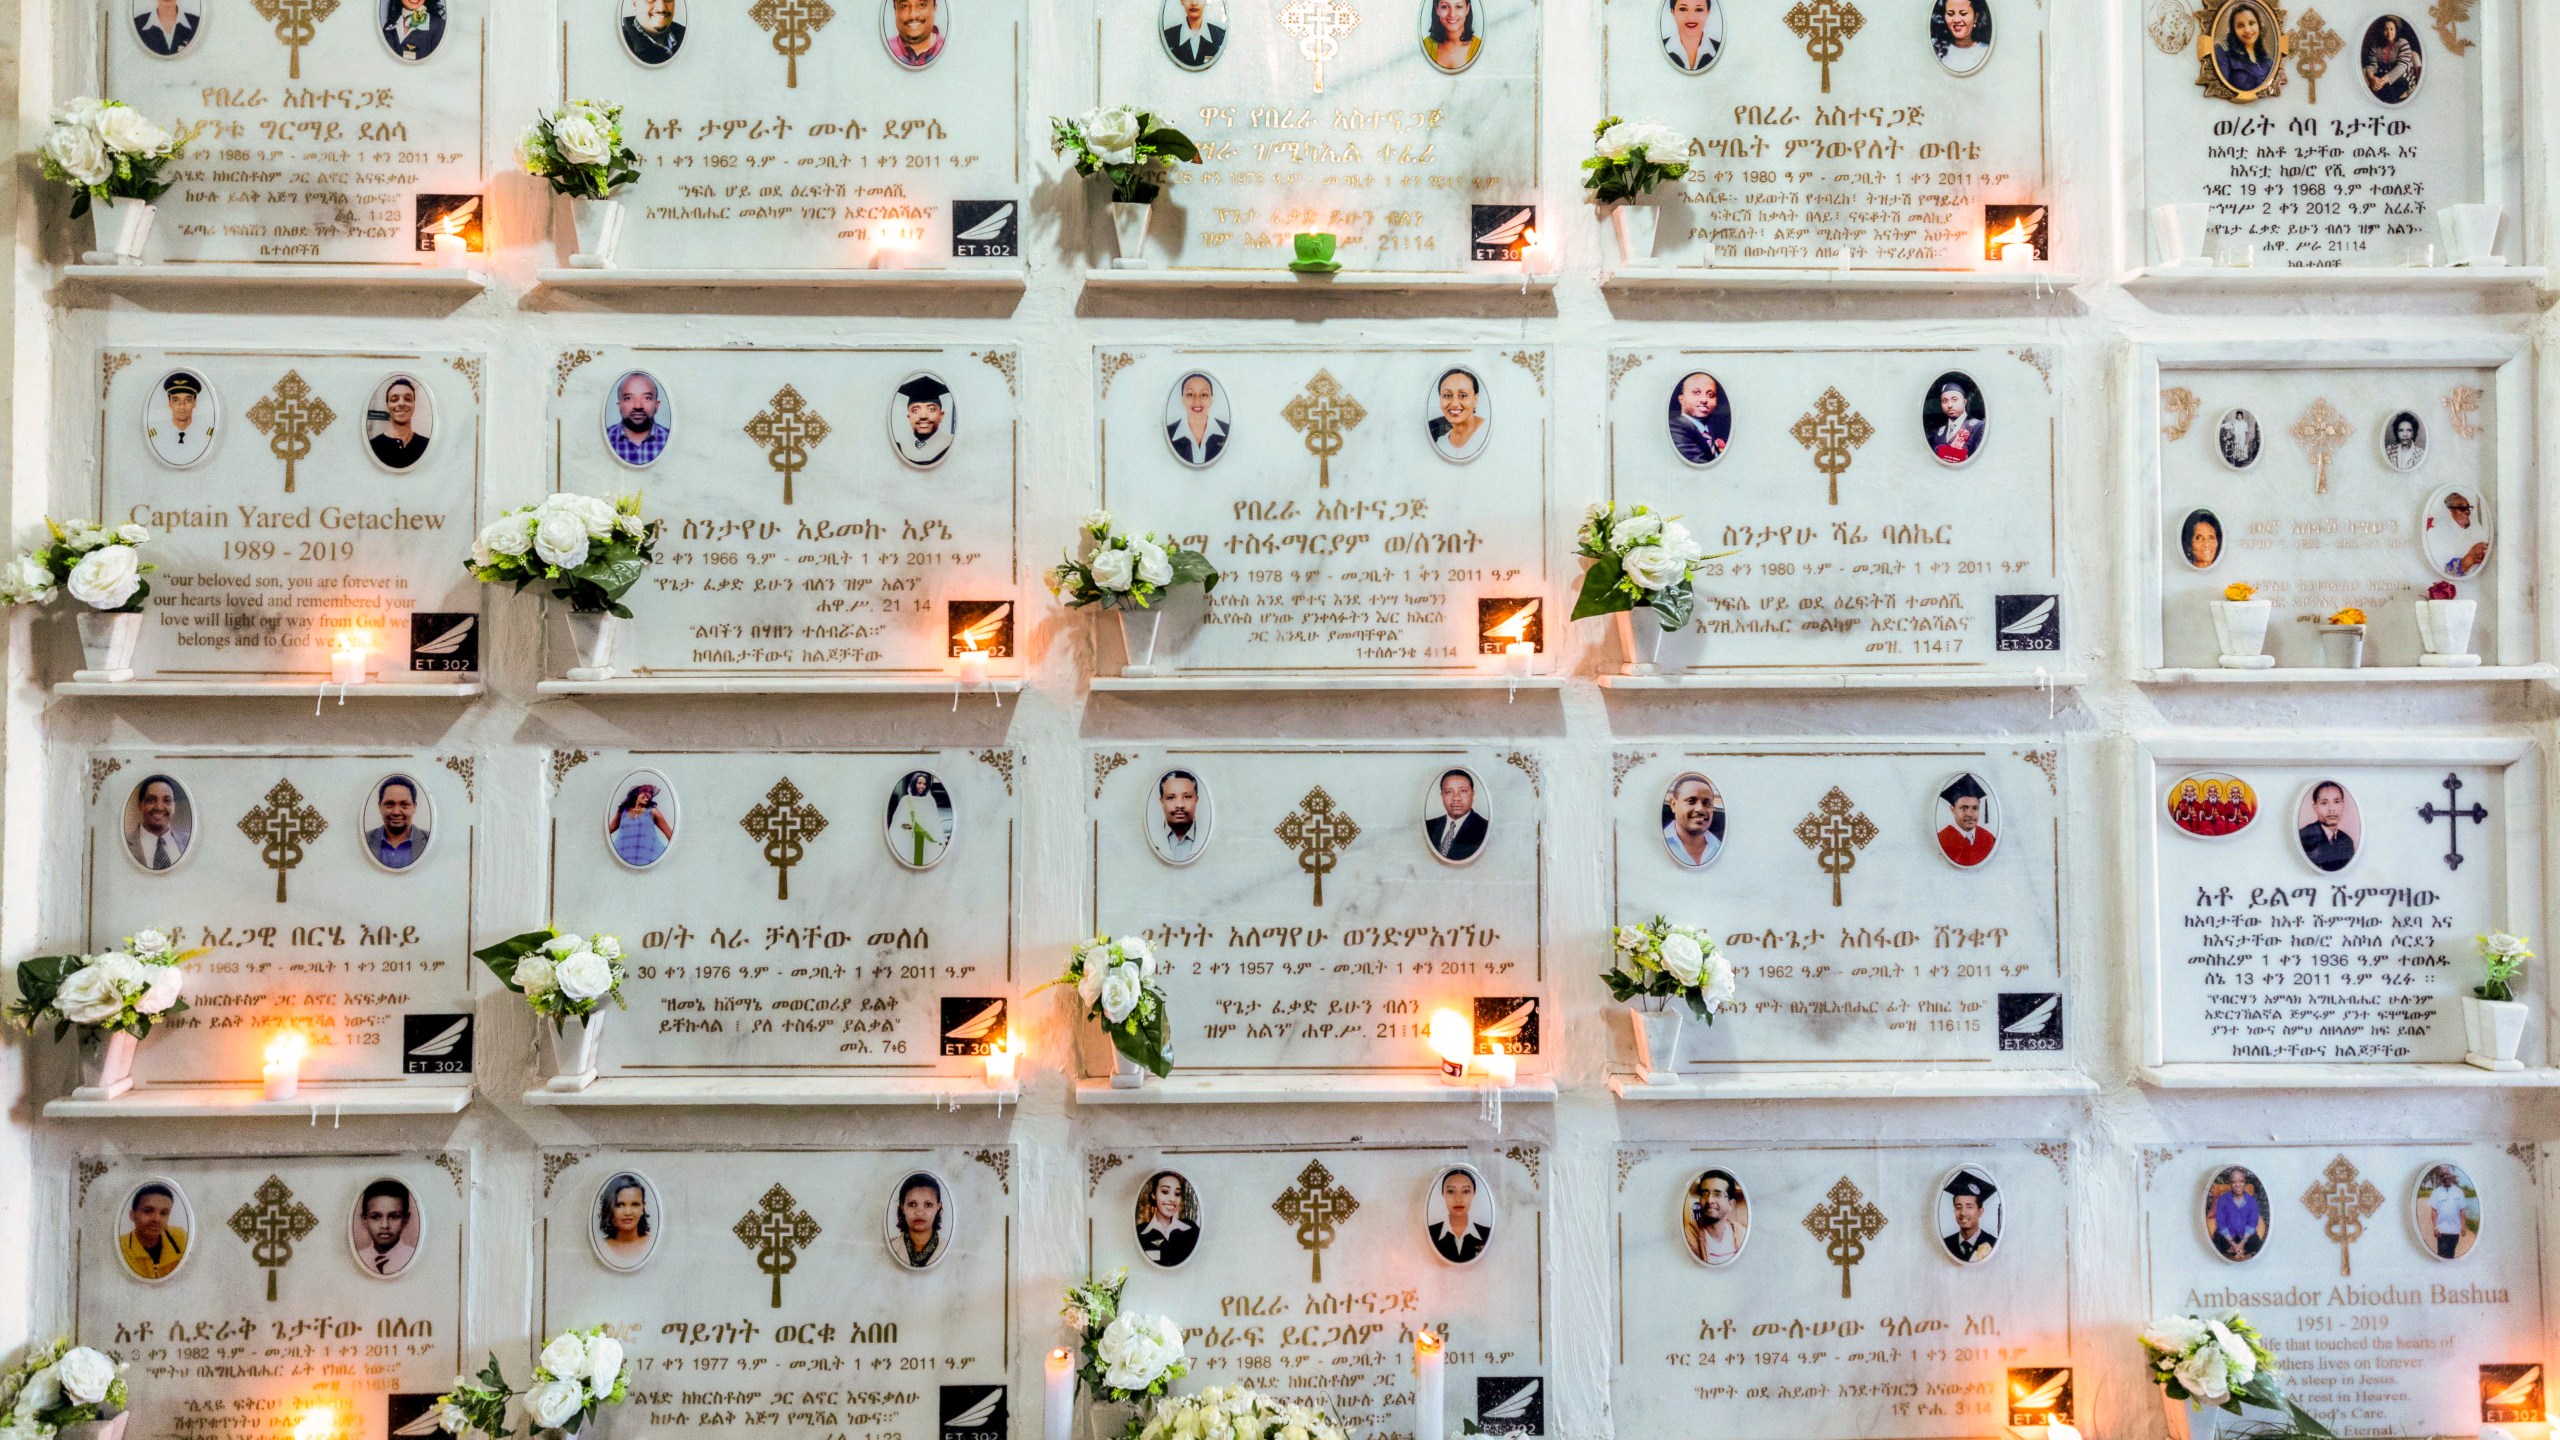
xmin=1047 ymin=510 xmax=1218 ymax=675
xmin=523 ymin=1329 xmax=627 ymax=1439
xmin=2464 ymin=930 xmax=2533 ymax=1071
xmin=0 ymin=518 xmax=159 ymax=682
xmin=468 ymin=493 xmax=659 ymax=681
xmin=1607 ymin=916 xmax=1733 ymax=1084
xmin=519 ymin=100 xmax=641 ymax=267
xmin=393 ymin=1359 xmax=514 ymax=1440
xmin=473 ymin=929 xmax=627 ymax=1091
xmin=1583 ymin=116 xmax=1691 ymax=264
xmin=1050 ymin=105 xmax=1201 ymax=264
xmin=2139 ymin=1311 xmax=2327 ymax=1439
xmin=1039 ymin=935 xmax=1171 ymax=1084
xmin=8 ymin=930 xmax=196 ymax=1101
xmin=40 ymin=99 xmax=197 ymax=264
xmin=1063 ymin=1269 xmax=1189 ymax=1418
xmin=1573 ymin=502 xmax=1722 ymax=674
xmin=1134 ymin=1385 xmax=1349 ymax=1440
xmin=1 ymin=1339 xmax=128 ymax=1440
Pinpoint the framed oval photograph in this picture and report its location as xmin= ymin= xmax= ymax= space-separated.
xmin=1658 ymin=0 xmax=1726 ymax=74
xmin=1425 ymin=1163 xmax=1494 ymax=1266
xmin=2411 ymin=1160 xmax=2480 ymax=1261
xmin=1147 ymin=767 xmax=1212 ymax=866
xmin=592 ymin=1169 xmax=665 ymax=1273
xmin=1667 ymin=370 xmax=1732 ymax=468
xmin=143 ymin=367 xmax=220 ymax=469
xmin=130 ymin=0 xmax=205 ymax=58
xmin=1428 ymin=366 xmax=1491 ymax=463
xmin=2422 ymin=484 xmax=2491 ymax=580
xmin=2202 ymin=1164 xmax=2270 ymax=1262
xmin=881 ymin=0 xmax=949 ymax=68
xmin=380 ymin=0 xmax=449 ymax=62
xmin=1679 ymin=1167 xmax=1750 ymax=1268
xmin=1420 ymin=0 xmax=1483 ymax=73
xmin=885 ymin=769 xmax=955 ymax=870
xmin=1661 ymin=772 xmax=1727 ymax=871
xmin=2359 ymin=14 xmax=2423 ymax=107
xmin=1922 ymin=371 xmax=1988 ymax=467
xmin=603 ymin=369 xmax=673 ymax=469
xmin=360 ymin=772 xmax=435 ymax=874
xmin=2380 ymin=409 xmax=2428 ymax=474
xmin=122 ymin=772 xmax=198 ymax=875
xmin=604 ymin=768 xmax=680 ymax=871
xmin=1159 ymin=0 xmax=1229 ymax=70
xmin=891 ymin=372 xmax=955 ymax=469
xmin=2216 ymin=407 xmax=2262 ymax=470
xmin=1133 ymin=1169 xmax=1203 ymax=1269
xmin=1928 ymin=0 xmax=1992 ymax=75
xmin=1932 ymin=772 xmax=1998 ymax=870
xmin=349 ymin=1176 xmax=424 ymax=1280
xmin=2205 ymin=0 xmax=2283 ymax=101
xmin=2292 ymin=778 xmax=2362 ymax=876
xmin=117 ymin=1176 xmax=194 ymax=1282
xmin=364 ymin=373 xmax=436 ymax=474
xmin=1935 ymin=1164 xmax=2002 ymax=1265
xmin=886 ymin=1169 xmax=954 ymax=1270
xmin=619 ymin=0 xmax=690 ymax=65
xmin=2178 ymin=508 xmax=2225 ymax=571
xmin=1425 ymin=766 xmax=1490 ymax=867
xmin=2164 ymin=771 xmax=2258 ymax=840
xmin=1164 ymin=371 xmax=1231 ymax=468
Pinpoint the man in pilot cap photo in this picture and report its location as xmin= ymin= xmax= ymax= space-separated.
xmin=1935 ymin=774 xmax=1997 ymax=868
xmin=893 ymin=375 xmax=955 ymax=468
xmin=1940 ymin=1169 xmax=1999 ymax=1263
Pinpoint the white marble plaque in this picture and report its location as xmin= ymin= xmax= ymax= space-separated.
xmin=549 ymin=748 xmax=1017 ymax=1078
xmin=1091 ymin=746 xmax=1544 ymax=1073
xmin=1608 ymin=347 xmax=2063 ymax=675
xmin=1602 ymin=0 xmax=2052 ymax=269
xmin=1615 ymin=1143 xmax=2072 ymax=1440
xmin=1095 ymin=347 xmax=1551 ymax=678
xmin=75 ymin=1151 xmax=466 ymax=1440
xmin=85 ymin=748 xmax=478 ymax=1087
xmin=103 ymin=0 xmax=489 ymax=264
xmin=2142 ymin=1142 xmax=2545 ymax=1435
xmin=550 ymin=347 xmax=1018 ymax=680
xmin=538 ymin=1149 xmax=1013 ymax=1440
xmin=1086 ymin=1144 xmax=1544 ymax=1436
xmin=558 ymin=0 xmax=1025 ymax=270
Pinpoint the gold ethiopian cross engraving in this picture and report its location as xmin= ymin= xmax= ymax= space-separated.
xmin=246 ymin=371 xmax=336 ymax=494
xmin=1283 ymin=371 xmax=1366 ymax=489
xmin=1276 ymin=0 xmax=1361 ymax=92
xmin=1275 ymin=785 xmax=1359 ymax=905
xmin=2289 ymin=398 xmax=2353 ymax=495
xmin=228 ymin=1174 xmax=319 ymax=1301
xmin=1802 ymin=1176 xmax=1886 ymax=1299
xmin=1783 ymin=0 xmax=1865 ymax=92
xmin=749 ymin=0 xmax=834 ymax=87
xmin=1791 ymin=387 xmax=1873 ymax=506
xmin=745 ymin=385 xmax=832 ymax=506
xmin=2301 ymin=1154 xmax=2383 ymax=1276
xmin=733 ymin=1183 xmax=822 ymax=1307
xmin=1272 ymin=1158 xmax=1359 ymax=1282
xmin=252 ymin=0 xmax=339 ymax=79
xmin=1795 ymin=786 xmax=1878 ymax=907
xmin=741 ymin=778 xmax=828 ymax=901
xmin=2289 ymin=11 xmax=2344 ymax=102
xmin=239 ymin=778 xmax=327 ymax=903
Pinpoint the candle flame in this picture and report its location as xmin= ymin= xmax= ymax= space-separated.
xmin=293 ymin=1406 xmax=336 ymax=1440
xmin=333 ymin=628 xmax=371 ymax=657
xmin=1483 ymin=600 xmax=1539 ymax=644
xmin=266 ymin=1030 xmax=309 ymax=1067
xmin=1416 ymin=1329 xmax=1445 ymax=1354
xmin=1519 ymin=226 xmax=1539 ymax=251
xmin=1427 ymin=1009 xmax=1470 ymax=1064
xmin=954 ymin=604 xmax=1011 ymax=653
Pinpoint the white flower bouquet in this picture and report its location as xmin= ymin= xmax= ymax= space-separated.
xmin=518 ymin=100 xmax=641 ymax=200
xmin=473 ymin=929 xmax=627 ymax=1029
xmin=468 ymin=494 xmax=659 ymax=618
xmin=1063 ymin=1270 xmax=1189 ymax=1413
xmin=393 ymin=1358 xmax=515 ymax=1440
xmin=0 ymin=519 xmax=156 ymax=613
xmin=2139 ymin=1311 xmax=2328 ymax=1434
xmin=37 ymin=99 xmax=195 ymax=220
xmin=2476 ymin=931 xmax=2532 ymax=1002
xmin=1 ymin=1339 xmax=126 ymax=1440
xmin=522 ymin=1328 xmax=626 ymax=1438
xmin=1582 ymin=115 xmax=1690 ymax=205
xmin=7 ymin=931 xmax=195 ymax=1043
xmin=1050 ymin=106 xmax=1201 ymax=204
xmin=1047 ymin=512 xmax=1218 ymax=613
xmin=1573 ymin=502 xmax=1724 ymax=631
xmin=1607 ymin=916 xmax=1734 ymax=1023
xmin=1135 ymin=1385 xmax=1349 ymax=1440
xmin=1038 ymin=935 xmax=1172 ymax=1077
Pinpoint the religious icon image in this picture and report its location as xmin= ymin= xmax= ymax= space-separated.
xmin=361 ymin=772 xmax=434 ymax=873
xmin=1134 ymin=1170 xmax=1203 ymax=1269
xmin=603 ymin=370 xmax=673 ymax=468
xmin=1659 ymin=0 xmax=1725 ymax=73
xmin=881 ymin=0 xmax=947 ymax=68
xmin=619 ymin=0 xmax=689 ymax=64
xmin=1933 ymin=773 xmax=1998 ymax=870
xmin=364 ymin=374 xmax=435 ymax=474
xmin=1160 ymin=0 xmax=1228 ymax=69
xmin=2293 ymin=778 xmax=2362 ymax=875
xmin=605 ymin=768 xmax=680 ymax=871
xmin=1661 ymin=772 xmax=1726 ymax=871
xmin=886 ymin=1170 xmax=952 ymax=1270
xmin=2422 ymin=484 xmax=2492 ymax=579
xmin=1428 ymin=367 xmax=1490 ymax=463
xmin=1420 ymin=0 xmax=1482 ymax=73
xmin=2164 ymin=771 xmax=2258 ymax=839
xmin=118 ymin=1177 xmax=193 ymax=1282
xmin=1426 ymin=1164 xmax=1495 ymax=1265
xmin=1936 ymin=1166 xmax=2001 ymax=1265
xmin=1148 ymin=767 xmax=1212 ymax=866
xmin=2380 ymin=410 xmax=2428 ymax=472
xmin=130 ymin=0 xmax=204 ymax=57
xmin=1164 ymin=371 xmax=1231 ymax=468
xmin=1923 ymin=371 xmax=1988 ymax=467
xmin=2179 ymin=509 xmax=2225 ymax=571
xmin=122 ymin=773 xmax=196 ymax=874
xmin=381 ymin=0 xmax=446 ymax=61
xmin=1928 ymin=0 xmax=1991 ymax=75
xmin=593 ymin=1170 xmax=664 ymax=1273
xmin=1667 ymin=371 xmax=1732 ymax=468
xmin=1423 ymin=767 xmax=1490 ymax=866
xmin=890 ymin=373 xmax=955 ymax=469
xmin=2217 ymin=408 xmax=2262 ymax=470
xmin=2360 ymin=14 xmax=2422 ymax=105
xmin=2202 ymin=0 xmax=2287 ymax=102
xmin=2203 ymin=1164 xmax=2270 ymax=1262
xmin=347 ymin=1178 xmax=422 ymax=1280
xmin=2412 ymin=1161 xmax=2480 ymax=1261
xmin=144 ymin=368 xmax=220 ymax=469
xmin=885 ymin=769 xmax=955 ymax=870
xmin=1680 ymin=1168 xmax=1750 ymax=1268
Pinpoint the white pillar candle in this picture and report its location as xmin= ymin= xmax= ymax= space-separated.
xmin=1043 ymin=1347 xmax=1074 ymax=1440
xmin=1414 ymin=1329 xmax=1445 ymax=1440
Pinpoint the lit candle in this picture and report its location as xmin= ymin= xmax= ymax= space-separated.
xmin=330 ymin=630 xmax=369 ymax=686
xmin=1043 ymin=1347 xmax=1074 ymax=1440
xmin=1999 ymin=241 xmax=2036 ymax=268
xmin=958 ymin=644 xmax=990 ymax=688
xmin=263 ymin=1031 xmax=308 ymax=1100
xmin=983 ymin=1035 xmax=1020 ymax=1089
xmin=1427 ymin=1009 xmax=1471 ymax=1084
xmin=432 ymin=233 xmax=467 ymax=265
xmin=293 ymin=1405 xmax=337 ymax=1440
xmin=1413 ymin=1330 xmax=1445 ymax=1440
xmin=1503 ymin=640 xmax=1534 ymax=679
xmin=1481 ymin=1044 xmax=1517 ymax=1088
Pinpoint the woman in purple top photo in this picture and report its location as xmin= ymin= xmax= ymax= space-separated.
xmin=2208 ymin=1166 xmax=2267 ymax=1261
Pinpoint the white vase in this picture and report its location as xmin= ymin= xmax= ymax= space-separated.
xmin=569 ymin=196 xmax=625 ymax=269
xmin=2161 ymin=1396 xmax=2223 ymax=1440
xmin=2151 ymin=203 xmax=2211 ymax=267
xmin=86 ymin=198 xmax=156 ymax=264
xmin=2209 ymin=600 xmax=2273 ymax=669
xmin=1108 ymin=201 xmax=1152 ymax=268
xmin=537 ymin=1012 xmax=606 ymax=1092
xmin=2437 ymin=203 xmax=2503 ymax=266
xmin=73 ymin=1030 xmax=140 ymax=1101
xmin=1613 ymin=609 xmax=1667 ymax=676
xmin=1116 ymin=606 xmax=1162 ymax=677
xmin=565 ymin=611 xmax=622 ymax=681
xmin=2414 ymin=599 xmax=2480 ymax=666
xmin=1111 ymin=1048 xmax=1146 ymax=1089
xmin=1628 ymin=998 xmax=1684 ymax=1084
xmin=2316 ymin=623 xmax=2366 ymax=670
xmin=58 ymin=1413 xmax=130 ymax=1440
xmin=2463 ymin=995 xmax=2528 ymax=1072
xmin=74 ymin=610 xmax=142 ymax=682
xmin=1611 ymin=199 xmax=1662 ymax=266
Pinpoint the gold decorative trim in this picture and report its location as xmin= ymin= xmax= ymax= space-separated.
xmin=2289 ymin=397 xmax=2352 ymax=495
xmin=77 ymin=1157 xmax=114 ymax=1205
xmin=741 ymin=777 xmax=828 ymax=900
xmin=245 ymin=370 xmax=336 ymax=494
xmin=253 ymin=0 xmax=339 ymax=79
xmin=2031 ymin=1141 xmax=2069 ymax=1179
xmin=88 ymin=756 xmax=128 ymax=806
xmin=541 ymin=1148 xmax=598 ymax=1199
xmin=1506 ymin=350 xmax=1547 ymax=396
xmin=2430 ymin=0 xmax=2474 ymax=54
xmin=1097 ymin=352 xmax=1137 ymax=399
xmin=2008 ymin=348 xmax=2055 ymax=392
xmin=2445 ymin=385 xmax=2482 ymax=440
xmin=744 ymin=385 xmax=831 ymax=506
xmin=1271 ymin=1157 xmax=1358 ymax=1283
xmin=2147 ymin=0 xmax=2199 ymax=52
xmin=2139 ymin=1147 xmax=2179 ymax=1187
xmin=101 ymin=352 xmax=136 ymax=396
xmin=2191 ymin=0 xmax=2293 ymax=104
xmin=1783 ymin=0 xmax=1864 ymax=92
xmin=1615 ymin=1147 xmax=1652 ymax=1192
xmin=2021 ymin=749 xmax=2059 ymax=795
xmin=445 ymin=356 xmax=484 ymax=402
xmin=1794 ymin=786 xmax=1878 ymax=907
xmin=974 ymin=349 xmax=1019 ymax=397
xmin=1282 ymin=370 xmax=1365 ymax=489
xmin=1086 ymin=1150 xmax=1131 ymax=1197
xmin=1092 ymin=751 xmax=1135 ymax=798
xmin=973 ymin=748 xmax=1018 ymax=795
xmin=1500 ymin=750 xmax=1543 ymax=797
xmin=1606 ymin=353 xmax=1649 ymax=399
xmin=971 ymin=1147 xmax=1012 ymax=1194
xmin=1611 ymin=752 xmax=1650 ymax=796
xmin=1503 ymin=1144 xmax=1543 ymax=1186
xmin=2300 ymin=1153 xmax=2382 ymax=1277
xmin=2160 ymin=386 xmax=2200 ymax=441
xmin=1802 ymin=1175 xmax=1886 ymax=1298
xmin=238 ymin=777 xmax=328 ymax=903
xmin=431 ymin=1152 xmax=468 ymax=1195
xmin=1791 ymin=386 xmax=1872 ymax=506
xmin=549 ymin=749 xmax=593 ymax=796
xmin=554 ymin=349 xmax=602 ymax=396
xmin=439 ymin=755 xmax=477 ymax=803
xmin=747 ymin=0 xmax=834 ymax=88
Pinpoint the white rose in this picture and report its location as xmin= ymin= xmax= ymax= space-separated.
xmin=54 ymin=964 xmax=128 ymax=1026
xmin=53 ymin=1349 xmax=117 ymax=1407
xmin=13 ymin=1366 xmax=62 ymax=1419
xmin=67 ymin=544 xmax=142 ymax=610
xmin=532 ymin=510 xmax=592 ymax=568
xmin=546 ymin=494 xmax=620 ymax=540
xmin=552 ymin=115 xmax=610 ymax=167
xmin=1075 ymin=957 xmax=1105 ymax=1007
xmin=1082 ymin=105 xmax=1145 ymax=165
xmin=96 ymin=106 xmax=172 ymax=158
xmin=137 ymin=962 xmax=185 ymax=1015
xmin=1099 ymin=965 xmax=1142 ymax=1024
xmin=555 ymin=951 xmax=615 ymax=1002
xmin=4 ymin=554 xmax=57 ymax=604
xmin=514 ymin=954 xmax=558 ymax=996
xmin=591 ymin=935 xmax=623 ymax=961
xmin=2141 ymin=1315 xmax=2209 ymax=1355
xmin=43 ymin=120 xmax=111 ymax=186
xmin=2173 ymin=1343 xmax=2234 ymax=1404
xmin=93 ymin=952 xmax=146 ymax=993
xmin=1624 ymin=121 xmax=1687 ymax=157
xmin=129 ymin=929 xmax=170 ymax=956
xmin=2485 ymin=932 xmax=2527 ymax=956
xmin=2205 ymin=1320 xmax=2255 ymax=1387
xmin=1088 ymin=547 xmax=1136 ymax=593
xmin=1096 ymin=1312 xmax=1182 ymax=1392
xmin=1657 ymin=932 xmax=1705 ymax=987
xmin=1618 ymin=544 xmax=1687 ymax=593
xmin=540 ymin=1332 xmax=592 ymax=1382
xmin=516 ymin=123 xmax=551 ymax=172
xmin=1080 ymin=510 xmax=1113 ymax=532
xmin=1698 ymin=952 xmax=1736 ymax=1011
xmin=115 ymin=524 xmax=150 ymax=545
xmin=1659 ymin=519 xmax=1703 ymax=560
xmin=1 ymin=1416 xmax=53 ymax=1440
xmin=1614 ymin=512 xmax=1663 ymax=545
xmin=526 ymin=1378 xmax=587 ymax=1431
xmin=1131 ymin=540 xmax=1173 ymax=588
xmin=544 ymin=934 xmax=585 ymax=957
xmin=479 ymin=512 xmax=536 ymax=558
xmin=583 ymin=1336 xmax=623 ymax=1397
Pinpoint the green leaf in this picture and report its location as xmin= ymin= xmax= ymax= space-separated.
xmin=1571 ymin=557 xmax=1634 ymax=620
xmin=1652 ymin=580 xmax=1695 ymax=630
xmin=1144 ymin=126 xmax=1201 ymax=163
xmin=472 ymin=929 xmax=557 ymax=993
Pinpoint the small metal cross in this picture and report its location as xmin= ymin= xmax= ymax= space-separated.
xmin=1275 ymin=785 xmax=1360 ymax=906
xmin=1794 ymin=786 xmax=1878 ymax=907
xmin=1802 ymin=1175 xmax=1886 ymax=1299
xmin=228 ymin=1174 xmax=319 ymax=1302
xmin=1783 ymin=0 xmax=1866 ymax=92
xmin=1276 ymin=0 xmax=1362 ymax=92
xmin=740 ymin=777 xmax=828 ymax=901
xmin=745 ymin=385 xmax=832 ymax=506
xmin=2290 ymin=398 xmax=2354 ymax=495
xmin=2416 ymin=772 xmax=2489 ymax=872
xmin=1791 ymin=387 xmax=1873 ymax=506
xmin=245 ymin=371 xmax=337 ymax=495
xmin=732 ymin=1183 xmax=822 ymax=1307
xmin=1272 ymin=1158 xmax=1360 ymax=1283
xmin=1282 ymin=371 xmax=1366 ymax=490
xmin=748 ymin=0 xmax=835 ymax=88
xmin=2301 ymin=1154 xmax=2383 ymax=1277
xmin=252 ymin=0 xmax=340 ymax=79
xmin=238 ymin=778 xmax=327 ymax=904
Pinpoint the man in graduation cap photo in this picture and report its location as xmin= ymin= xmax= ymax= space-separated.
xmin=894 ymin=374 xmax=955 ymax=468
xmin=1935 ymin=774 xmax=1997 ymax=869
xmin=1940 ymin=1169 xmax=1998 ymax=1263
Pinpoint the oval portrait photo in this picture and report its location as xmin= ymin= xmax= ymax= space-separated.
xmin=619 ymin=0 xmax=689 ymax=65
xmin=1659 ymin=0 xmax=1725 ymax=74
xmin=1929 ymin=0 xmax=1992 ymax=76
xmin=2207 ymin=0 xmax=2283 ymax=100
xmin=1420 ymin=0 xmax=1482 ymax=73
xmin=593 ymin=1170 xmax=664 ymax=1273
xmin=1133 ymin=1169 xmax=1202 ymax=1268
xmin=1160 ymin=0 xmax=1229 ymax=70
xmin=1667 ymin=370 xmax=1732 ymax=468
xmin=349 ymin=1177 xmax=423 ymax=1279
xmin=1680 ymin=1168 xmax=1750 ymax=1268
xmin=1933 ymin=772 xmax=1998 ymax=870
xmin=118 ymin=1177 xmax=194 ymax=1282
xmin=603 ymin=370 xmax=673 ymax=468
xmin=887 ymin=1170 xmax=952 ymax=1270
xmin=891 ymin=373 xmax=955 ymax=469
xmin=2293 ymin=778 xmax=2361 ymax=875
xmin=144 ymin=368 xmax=219 ymax=469
xmin=361 ymin=772 xmax=435 ymax=873
xmin=2413 ymin=1161 xmax=2480 ymax=1261
xmin=882 ymin=0 xmax=948 ymax=68
xmin=1426 ymin=1164 xmax=1495 ymax=1265
xmin=365 ymin=374 xmax=436 ymax=473
xmin=1148 ymin=767 xmax=1212 ymax=866
xmin=1662 ymin=772 xmax=1727 ymax=870
xmin=2381 ymin=410 xmax=2427 ymax=473
xmin=2217 ymin=408 xmax=2262 ymax=470
xmin=604 ymin=768 xmax=679 ymax=871
xmin=2360 ymin=14 xmax=2423 ymax=106
xmin=130 ymin=0 xmax=204 ymax=57
xmin=1164 ymin=371 xmax=1231 ymax=468
xmin=885 ymin=769 xmax=955 ymax=870
xmin=123 ymin=772 xmax=196 ymax=874
xmin=1425 ymin=767 xmax=1489 ymax=866
xmin=380 ymin=0 xmax=448 ymax=62
xmin=1923 ymin=371 xmax=1988 ymax=467
xmin=2164 ymin=771 xmax=2258 ymax=839
xmin=1428 ymin=366 xmax=1490 ymax=463
xmin=1937 ymin=1165 xmax=2001 ymax=1265
xmin=2203 ymin=1164 xmax=2270 ymax=1262
xmin=2422 ymin=484 xmax=2492 ymax=580
xmin=2179 ymin=509 xmax=2225 ymax=571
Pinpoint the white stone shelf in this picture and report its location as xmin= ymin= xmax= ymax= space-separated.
xmin=44 ymin=1085 xmax=473 ymax=1119
xmin=1081 ymin=268 xmax=1557 ymax=292
xmin=1074 ymin=1073 xmax=1556 ymax=1104
xmin=53 ymin=677 xmax=485 ymax=698
xmin=536 ymin=676 xmax=1022 ymax=698
xmin=1609 ymin=1069 xmax=2098 ymax=1101
xmin=2121 ymin=264 xmax=2548 ymax=295
xmin=2136 ymin=665 xmax=2555 ymax=685
xmin=521 ymin=1075 xmax=1020 ymax=1107
xmin=533 ymin=267 xmax=1026 ymax=292
xmin=1091 ymin=673 xmax=1562 ymax=693
xmin=1602 ymin=267 xmax=2072 ymax=293
xmin=62 ymin=263 xmax=488 ymax=293
xmin=2138 ymin=1063 xmax=2560 ymax=1090
xmin=1601 ymin=671 xmax=2087 ymax=692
